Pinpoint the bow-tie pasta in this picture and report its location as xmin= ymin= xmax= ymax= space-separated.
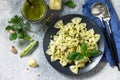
xmin=46 ymin=17 xmax=100 ymax=74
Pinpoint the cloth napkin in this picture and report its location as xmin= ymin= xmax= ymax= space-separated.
xmin=82 ymin=0 xmax=120 ymax=66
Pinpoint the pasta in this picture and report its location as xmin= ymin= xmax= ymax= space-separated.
xmin=46 ymin=17 xmax=100 ymax=74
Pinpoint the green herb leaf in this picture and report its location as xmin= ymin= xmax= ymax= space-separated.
xmin=74 ymin=54 xmax=84 ymax=61
xmin=64 ymin=1 xmax=76 ymax=8
xmin=17 ymin=33 xmax=24 ymax=39
xmin=9 ymin=15 xmax=23 ymax=24
xmin=45 ymin=20 xmax=51 ymax=26
xmin=9 ymin=33 xmax=17 ymax=40
xmin=6 ymin=26 xmax=14 ymax=30
xmin=81 ymin=43 xmax=87 ymax=52
xmin=6 ymin=15 xmax=33 ymax=41
xmin=86 ymin=50 xmax=101 ymax=57
xmin=13 ymin=24 xmax=21 ymax=30
xmin=17 ymin=28 xmax=24 ymax=33
xmin=67 ymin=52 xmax=80 ymax=60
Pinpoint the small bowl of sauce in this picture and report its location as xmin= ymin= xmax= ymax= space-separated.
xmin=21 ymin=0 xmax=47 ymax=22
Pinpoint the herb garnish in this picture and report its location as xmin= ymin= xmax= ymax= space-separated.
xmin=67 ymin=43 xmax=101 ymax=61
xmin=64 ymin=0 xmax=76 ymax=8
xmin=5 ymin=15 xmax=33 ymax=41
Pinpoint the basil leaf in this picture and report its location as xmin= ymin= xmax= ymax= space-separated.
xmin=17 ymin=32 xmax=24 ymax=39
xmin=64 ymin=1 xmax=76 ymax=8
xmin=17 ymin=28 xmax=23 ymax=33
xmin=5 ymin=26 xmax=13 ymax=30
xmin=9 ymin=15 xmax=18 ymax=23
xmin=81 ymin=43 xmax=87 ymax=52
xmin=9 ymin=15 xmax=23 ymax=24
xmin=13 ymin=24 xmax=21 ymax=30
xmin=74 ymin=54 xmax=84 ymax=61
xmin=67 ymin=52 xmax=80 ymax=60
xmin=86 ymin=50 xmax=101 ymax=57
xmin=9 ymin=33 xmax=17 ymax=40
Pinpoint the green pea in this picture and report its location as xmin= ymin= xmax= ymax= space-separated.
xmin=20 ymin=40 xmax=38 ymax=58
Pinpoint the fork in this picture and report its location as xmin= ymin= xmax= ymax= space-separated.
xmin=103 ymin=5 xmax=120 ymax=70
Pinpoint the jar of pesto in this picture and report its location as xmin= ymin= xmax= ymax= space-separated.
xmin=21 ymin=0 xmax=47 ymax=22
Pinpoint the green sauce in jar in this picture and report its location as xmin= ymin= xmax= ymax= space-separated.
xmin=22 ymin=0 xmax=47 ymax=21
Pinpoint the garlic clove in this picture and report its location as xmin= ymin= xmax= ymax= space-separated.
xmin=7 ymin=30 xmax=15 ymax=34
xmin=10 ymin=46 xmax=17 ymax=54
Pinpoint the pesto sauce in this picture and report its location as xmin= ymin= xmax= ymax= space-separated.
xmin=22 ymin=0 xmax=45 ymax=21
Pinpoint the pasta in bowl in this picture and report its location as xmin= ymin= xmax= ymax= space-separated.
xmin=43 ymin=14 xmax=105 ymax=75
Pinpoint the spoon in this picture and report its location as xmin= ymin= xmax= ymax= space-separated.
xmin=27 ymin=0 xmax=34 ymax=8
xmin=91 ymin=2 xmax=105 ymax=23
xmin=91 ymin=2 xmax=120 ymax=71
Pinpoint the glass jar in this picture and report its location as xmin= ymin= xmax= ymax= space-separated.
xmin=21 ymin=0 xmax=47 ymax=23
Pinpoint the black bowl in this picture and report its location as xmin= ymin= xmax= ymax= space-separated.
xmin=43 ymin=14 xmax=105 ymax=76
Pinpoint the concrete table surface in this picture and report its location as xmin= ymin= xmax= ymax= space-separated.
xmin=0 ymin=0 xmax=120 ymax=80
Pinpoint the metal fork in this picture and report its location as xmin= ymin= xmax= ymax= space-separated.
xmin=103 ymin=5 xmax=112 ymax=33
xmin=103 ymin=5 xmax=120 ymax=70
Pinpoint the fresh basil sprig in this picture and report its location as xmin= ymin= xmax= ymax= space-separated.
xmin=5 ymin=15 xmax=33 ymax=41
xmin=67 ymin=43 xmax=101 ymax=61
xmin=64 ymin=0 xmax=76 ymax=8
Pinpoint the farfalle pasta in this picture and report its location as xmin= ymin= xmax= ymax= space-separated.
xmin=46 ymin=17 xmax=100 ymax=74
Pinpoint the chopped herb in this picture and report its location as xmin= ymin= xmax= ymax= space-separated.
xmin=50 ymin=35 xmax=53 ymax=38
xmin=64 ymin=0 xmax=76 ymax=8
xmin=48 ymin=46 xmax=50 ymax=48
xmin=45 ymin=20 xmax=51 ymax=26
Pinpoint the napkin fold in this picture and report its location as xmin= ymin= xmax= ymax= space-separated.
xmin=82 ymin=0 xmax=120 ymax=66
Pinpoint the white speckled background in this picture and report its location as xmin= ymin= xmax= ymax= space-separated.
xmin=0 ymin=0 xmax=120 ymax=80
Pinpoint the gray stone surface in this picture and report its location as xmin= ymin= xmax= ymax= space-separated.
xmin=0 ymin=0 xmax=120 ymax=80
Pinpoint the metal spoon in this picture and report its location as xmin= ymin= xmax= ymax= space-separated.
xmin=91 ymin=2 xmax=105 ymax=25
xmin=91 ymin=2 xmax=120 ymax=71
xmin=27 ymin=0 xmax=34 ymax=8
